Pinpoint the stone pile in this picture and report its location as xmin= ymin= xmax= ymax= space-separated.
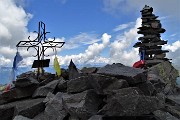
xmin=0 ymin=60 xmax=179 ymax=120
xmin=133 ymin=5 xmax=170 ymax=68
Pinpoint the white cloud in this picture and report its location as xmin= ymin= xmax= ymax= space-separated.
xmin=64 ymin=33 xmax=100 ymax=50
xmin=109 ymin=18 xmax=141 ymax=66
xmin=163 ymin=41 xmax=180 ymax=52
xmin=55 ymin=33 xmax=111 ymax=65
xmin=162 ymin=41 xmax=180 ymax=68
xmin=0 ymin=56 xmax=11 ymax=66
xmin=113 ymin=22 xmax=134 ymax=32
xmin=0 ymin=0 xmax=32 ymax=65
xmin=170 ymin=34 xmax=177 ymax=37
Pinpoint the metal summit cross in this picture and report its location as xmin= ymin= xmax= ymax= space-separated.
xmin=16 ymin=21 xmax=65 ymax=77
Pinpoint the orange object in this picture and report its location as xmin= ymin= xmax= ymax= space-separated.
xmin=4 ymin=84 xmax=11 ymax=92
xmin=133 ymin=60 xmax=145 ymax=68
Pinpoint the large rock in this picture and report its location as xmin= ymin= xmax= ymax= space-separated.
xmin=0 ymin=98 xmax=45 ymax=120
xmin=88 ymin=115 xmax=103 ymax=120
xmin=14 ymin=98 xmax=45 ymax=118
xmin=165 ymin=104 xmax=180 ymax=119
xmin=38 ymin=73 xmax=56 ymax=86
xmin=97 ymin=63 xmax=147 ymax=85
xmin=136 ymin=80 xmax=156 ymax=96
xmin=99 ymin=87 xmax=164 ymax=116
xmin=81 ymin=67 xmax=98 ymax=74
xmin=32 ymin=80 xmax=59 ymax=98
xmin=68 ymin=60 xmax=81 ymax=80
xmin=67 ymin=76 xmax=92 ymax=93
xmin=67 ymin=74 xmax=128 ymax=94
xmin=43 ymin=92 xmax=55 ymax=104
xmin=16 ymin=71 xmax=36 ymax=80
xmin=0 ymin=104 xmax=14 ymax=120
xmin=15 ymin=76 xmax=39 ymax=87
xmin=13 ymin=115 xmax=32 ymax=120
xmin=62 ymin=90 xmax=103 ymax=119
xmin=33 ymin=112 xmax=49 ymax=120
xmin=147 ymin=61 xmax=179 ymax=86
xmin=57 ymin=77 xmax=67 ymax=92
xmin=0 ymin=85 xmax=37 ymax=105
xmin=68 ymin=115 xmax=80 ymax=120
xmin=44 ymin=92 xmax=68 ymax=120
xmin=153 ymin=110 xmax=179 ymax=120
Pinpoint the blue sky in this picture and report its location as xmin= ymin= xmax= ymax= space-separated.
xmin=0 ymin=0 xmax=180 ymax=68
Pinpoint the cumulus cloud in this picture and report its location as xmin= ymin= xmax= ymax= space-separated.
xmin=109 ymin=18 xmax=141 ymax=66
xmin=0 ymin=56 xmax=11 ymax=66
xmin=0 ymin=0 xmax=32 ymax=65
xmin=56 ymin=33 xmax=111 ymax=65
xmin=162 ymin=41 xmax=180 ymax=67
xmin=163 ymin=41 xmax=180 ymax=52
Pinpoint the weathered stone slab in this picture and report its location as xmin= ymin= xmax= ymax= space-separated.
xmin=57 ymin=77 xmax=67 ymax=92
xmin=165 ymin=105 xmax=180 ymax=119
xmin=15 ymin=76 xmax=39 ymax=87
xmin=43 ymin=92 xmax=55 ymax=104
xmin=99 ymin=87 xmax=163 ymax=116
xmin=39 ymin=73 xmax=56 ymax=86
xmin=32 ymin=80 xmax=59 ymax=98
xmin=44 ymin=92 xmax=68 ymax=120
xmin=0 ymin=104 xmax=14 ymax=120
xmin=97 ymin=63 xmax=147 ymax=85
xmin=0 ymin=85 xmax=37 ymax=105
xmin=0 ymin=98 xmax=45 ymax=120
xmin=13 ymin=115 xmax=32 ymax=120
xmin=166 ymin=95 xmax=180 ymax=106
xmin=153 ymin=110 xmax=179 ymax=120
xmin=88 ymin=115 xmax=103 ymax=120
xmin=68 ymin=60 xmax=81 ymax=80
xmin=67 ymin=74 xmax=128 ymax=94
xmin=136 ymin=80 xmax=156 ymax=96
xmin=33 ymin=112 xmax=49 ymax=120
xmin=147 ymin=61 xmax=179 ymax=86
xmin=16 ymin=71 xmax=36 ymax=80
xmin=68 ymin=115 xmax=80 ymax=120
xmin=81 ymin=67 xmax=98 ymax=74
xmin=14 ymin=98 xmax=45 ymax=118
xmin=62 ymin=90 xmax=103 ymax=119
xmin=67 ymin=76 xmax=92 ymax=93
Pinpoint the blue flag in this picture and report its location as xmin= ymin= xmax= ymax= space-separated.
xmin=13 ymin=52 xmax=23 ymax=70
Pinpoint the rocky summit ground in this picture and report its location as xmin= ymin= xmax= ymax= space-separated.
xmin=0 ymin=60 xmax=179 ymax=120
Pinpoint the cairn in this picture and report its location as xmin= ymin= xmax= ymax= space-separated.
xmin=134 ymin=5 xmax=170 ymax=68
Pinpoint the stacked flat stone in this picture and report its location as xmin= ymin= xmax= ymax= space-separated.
xmin=134 ymin=5 xmax=170 ymax=68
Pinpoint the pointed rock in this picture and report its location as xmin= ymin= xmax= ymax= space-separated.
xmin=68 ymin=60 xmax=80 ymax=80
